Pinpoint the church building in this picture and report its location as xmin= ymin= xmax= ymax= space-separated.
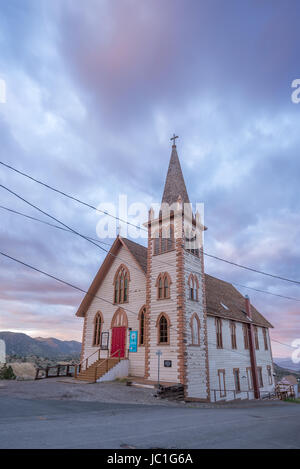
xmin=75 ymin=139 xmax=275 ymax=402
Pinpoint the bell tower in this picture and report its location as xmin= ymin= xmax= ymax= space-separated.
xmin=144 ymin=137 xmax=209 ymax=401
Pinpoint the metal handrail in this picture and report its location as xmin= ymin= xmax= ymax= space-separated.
xmin=74 ymin=346 xmax=103 ymax=377
xmin=93 ymin=349 xmax=121 ymax=382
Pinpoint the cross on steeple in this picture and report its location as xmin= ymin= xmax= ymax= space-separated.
xmin=170 ymin=133 xmax=179 ymax=146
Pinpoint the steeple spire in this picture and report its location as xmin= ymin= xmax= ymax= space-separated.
xmin=161 ymin=136 xmax=190 ymax=206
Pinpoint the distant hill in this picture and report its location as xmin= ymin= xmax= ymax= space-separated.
xmin=274 ymin=358 xmax=300 ymax=372
xmin=274 ymin=363 xmax=300 ymax=382
xmin=0 ymin=331 xmax=81 ymax=359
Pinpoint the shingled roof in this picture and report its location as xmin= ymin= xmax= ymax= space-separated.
xmin=161 ymin=144 xmax=190 ymax=206
xmin=122 ymin=237 xmax=147 ymax=274
xmin=204 ymin=273 xmax=273 ymax=328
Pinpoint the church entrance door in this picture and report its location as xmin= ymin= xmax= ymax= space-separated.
xmin=111 ymin=326 xmax=126 ymax=358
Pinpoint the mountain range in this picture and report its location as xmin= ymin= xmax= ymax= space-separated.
xmin=273 ymin=357 xmax=300 ymax=373
xmin=0 ymin=331 xmax=81 ymax=358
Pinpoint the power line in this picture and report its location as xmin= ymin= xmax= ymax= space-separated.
xmin=0 ymin=204 xmax=113 ymax=246
xmin=0 ymin=248 xmax=287 ymax=368
xmin=0 ymin=184 xmax=144 ymax=276
xmin=203 ymin=252 xmax=300 ymax=286
xmin=0 ymin=160 xmax=145 ymax=232
xmin=1 ymin=159 xmax=300 ymax=286
xmin=2 ymin=193 xmax=300 ymax=305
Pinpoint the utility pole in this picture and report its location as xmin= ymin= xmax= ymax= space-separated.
xmin=156 ymin=350 xmax=162 ymax=388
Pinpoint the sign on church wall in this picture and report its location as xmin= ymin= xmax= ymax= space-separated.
xmin=129 ymin=331 xmax=138 ymax=352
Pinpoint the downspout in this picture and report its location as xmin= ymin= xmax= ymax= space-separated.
xmin=245 ymin=295 xmax=260 ymax=399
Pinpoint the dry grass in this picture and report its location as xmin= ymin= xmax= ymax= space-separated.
xmin=10 ymin=362 xmax=36 ymax=380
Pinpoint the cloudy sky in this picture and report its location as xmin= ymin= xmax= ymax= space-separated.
xmin=0 ymin=0 xmax=300 ymax=359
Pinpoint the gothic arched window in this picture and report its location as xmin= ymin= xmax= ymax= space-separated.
xmin=156 ymin=273 xmax=171 ymax=299
xmin=188 ymin=274 xmax=199 ymax=301
xmin=157 ymin=313 xmax=170 ymax=345
xmin=139 ymin=306 xmax=146 ymax=346
xmin=190 ymin=313 xmax=200 ymax=345
xmin=114 ymin=265 xmax=130 ymax=304
xmin=153 ymin=224 xmax=175 ymax=255
xmin=93 ymin=311 xmax=103 ymax=346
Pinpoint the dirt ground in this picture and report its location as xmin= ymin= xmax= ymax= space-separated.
xmin=0 ymin=377 xmax=286 ymax=409
xmin=0 ymin=378 xmax=179 ymax=406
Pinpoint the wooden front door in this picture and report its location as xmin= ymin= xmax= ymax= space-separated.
xmin=111 ymin=327 xmax=126 ymax=358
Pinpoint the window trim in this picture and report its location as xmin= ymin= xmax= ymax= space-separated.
xmin=156 ymin=312 xmax=171 ymax=345
xmin=230 ymin=321 xmax=237 ymax=349
xmin=233 ymin=368 xmax=241 ymax=393
xmin=215 ymin=318 xmax=223 ymax=349
xmin=257 ymin=366 xmax=263 ymax=388
xmin=263 ymin=328 xmax=269 ymax=350
xmin=267 ymin=365 xmax=272 ymax=385
xmin=218 ymin=369 xmax=226 ymax=398
xmin=254 ymin=326 xmax=260 ymax=350
xmin=153 ymin=223 xmax=175 ymax=256
xmin=138 ymin=306 xmax=146 ymax=347
xmin=188 ymin=274 xmax=199 ymax=301
xmin=190 ymin=313 xmax=201 ymax=346
xmin=246 ymin=367 xmax=253 ymax=390
xmin=156 ymin=273 xmax=172 ymax=300
xmin=93 ymin=311 xmax=104 ymax=347
xmin=113 ymin=264 xmax=130 ymax=304
xmin=243 ymin=323 xmax=250 ymax=350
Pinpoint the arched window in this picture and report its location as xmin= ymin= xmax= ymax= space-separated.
xmin=93 ymin=312 xmax=103 ymax=346
xmin=153 ymin=224 xmax=175 ymax=255
xmin=156 ymin=313 xmax=170 ymax=345
xmin=190 ymin=313 xmax=200 ymax=345
xmin=156 ymin=273 xmax=171 ymax=299
xmin=167 ymin=224 xmax=174 ymax=251
xmin=158 ymin=276 xmax=163 ymax=299
xmin=139 ymin=306 xmax=146 ymax=346
xmin=188 ymin=274 xmax=199 ymax=301
xmin=164 ymin=276 xmax=169 ymax=298
xmin=113 ymin=265 xmax=130 ymax=304
xmin=153 ymin=229 xmax=160 ymax=255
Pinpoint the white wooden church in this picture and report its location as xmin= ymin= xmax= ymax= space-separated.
xmin=76 ymin=140 xmax=275 ymax=402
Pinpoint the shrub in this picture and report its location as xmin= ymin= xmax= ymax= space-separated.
xmin=0 ymin=364 xmax=16 ymax=380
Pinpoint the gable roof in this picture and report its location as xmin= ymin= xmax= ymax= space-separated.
xmin=161 ymin=144 xmax=190 ymax=206
xmin=76 ymin=237 xmax=273 ymax=328
xmin=75 ymin=236 xmax=147 ymax=317
xmin=205 ymin=274 xmax=273 ymax=328
xmin=122 ymin=237 xmax=147 ymax=274
xmin=280 ymin=375 xmax=298 ymax=385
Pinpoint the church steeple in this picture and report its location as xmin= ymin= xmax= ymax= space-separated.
xmin=161 ymin=136 xmax=190 ymax=207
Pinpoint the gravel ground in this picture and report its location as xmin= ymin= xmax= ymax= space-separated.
xmin=0 ymin=378 xmax=180 ymax=406
xmin=0 ymin=378 xmax=286 ymax=409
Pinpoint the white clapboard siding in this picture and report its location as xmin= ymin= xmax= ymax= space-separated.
xmin=83 ymin=245 xmax=146 ymax=377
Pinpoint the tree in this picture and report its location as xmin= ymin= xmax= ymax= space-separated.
xmin=0 ymin=364 xmax=16 ymax=380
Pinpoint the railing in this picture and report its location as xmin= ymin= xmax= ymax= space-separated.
xmin=35 ymin=364 xmax=76 ymax=380
xmin=210 ymin=388 xmax=278 ymax=402
xmin=275 ymin=384 xmax=295 ymax=400
xmin=74 ymin=346 xmax=107 ymax=377
xmin=93 ymin=349 xmax=121 ymax=383
xmin=210 ymin=389 xmax=254 ymax=402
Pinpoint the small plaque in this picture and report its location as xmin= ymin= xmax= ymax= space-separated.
xmin=100 ymin=332 xmax=109 ymax=350
xmin=129 ymin=331 xmax=138 ymax=352
xmin=164 ymin=360 xmax=172 ymax=368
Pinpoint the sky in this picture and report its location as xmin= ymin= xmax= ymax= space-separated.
xmin=0 ymin=0 xmax=300 ymax=359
